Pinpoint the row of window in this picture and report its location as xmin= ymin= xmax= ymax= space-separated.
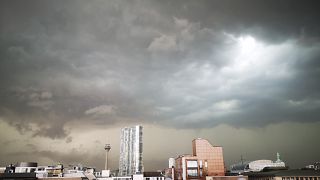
xmin=282 ymin=177 xmax=319 ymax=180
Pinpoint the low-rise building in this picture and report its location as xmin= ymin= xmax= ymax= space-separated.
xmin=143 ymin=171 xmax=165 ymax=180
xmin=304 ymin=162 xmax=320 ymax=171
xmin=230 ymin=153 xmax=286 ymax=174
xmin=14 ymin=162 xmax=38 ymax=173
xmin=245 ymin=169 xmax=320 ymax=180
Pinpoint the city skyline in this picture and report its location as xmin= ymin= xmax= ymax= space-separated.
xmin=1 ymin=0 xmax=320 ymax=171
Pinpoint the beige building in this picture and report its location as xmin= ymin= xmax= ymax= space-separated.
xmin=174 ymin=138 xmax=225 ymax=180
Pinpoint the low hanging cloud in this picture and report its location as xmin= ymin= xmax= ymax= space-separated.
xmin=85 ymin=105 xmax=117 ymax=116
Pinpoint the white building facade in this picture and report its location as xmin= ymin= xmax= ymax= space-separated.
xmin=230 ymin=153 xmax=286 ymax=174
xmin=119 ymin=125 xmax=144 ymax=176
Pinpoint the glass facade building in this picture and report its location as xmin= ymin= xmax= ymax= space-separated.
xmin=175 ymin=138 xmax=225 ymax=180
xmin=119 ymin=125 xmax=143 ymax=176
xmin=192 ymin=138 xmax=225 ymax=176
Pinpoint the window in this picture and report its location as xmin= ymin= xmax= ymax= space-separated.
xmin=187 ymin=160 xmax=198 ymax=168
xmin=187 ymin=169 xmax=198 ymax=177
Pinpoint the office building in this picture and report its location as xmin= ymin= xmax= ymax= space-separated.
xmin=119 ymin=125 xmax=144 ymax=176
xmin=175 ymin=138 xmax=225 ymax=180
xmin=192 ymin=138 xmax=225 ymax=176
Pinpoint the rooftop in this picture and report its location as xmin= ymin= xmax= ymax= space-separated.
xmin=245 ymin=169 xmax=320 ymax=177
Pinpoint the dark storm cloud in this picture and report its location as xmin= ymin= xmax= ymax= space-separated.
xmin=152 ymin=0 xmax=320 ymax=42
xmin=1 ymin=0 xmax=320 ymax=139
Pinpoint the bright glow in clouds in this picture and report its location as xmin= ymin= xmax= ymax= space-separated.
xmin=224 ymin=35 xmax=267 ymax=74
xmin=217 ymin=33 xmax=297 ymax=97
xmin=238 ymin=35 xmax=258 ymax=54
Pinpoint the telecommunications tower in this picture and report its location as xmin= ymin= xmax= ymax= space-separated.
xmin=104 ymin=144 xmax=111 ymax=170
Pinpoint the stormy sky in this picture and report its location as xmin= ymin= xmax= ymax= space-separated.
xmin=1 ymin=0 xmax=320 ymax=171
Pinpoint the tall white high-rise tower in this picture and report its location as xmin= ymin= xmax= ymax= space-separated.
xmin=119 ymin=125 xmax=143 ymax=176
